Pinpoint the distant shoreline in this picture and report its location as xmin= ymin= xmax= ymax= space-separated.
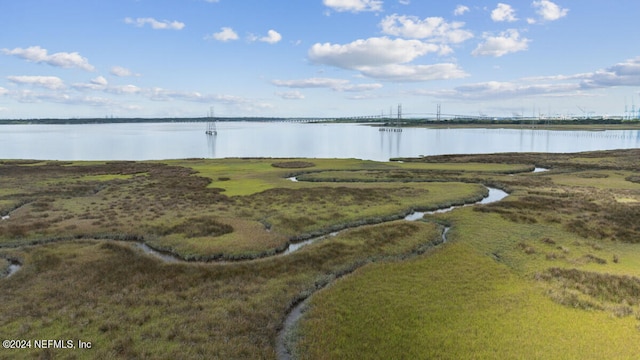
xmin=1 ymin=117 xmax=640 ymax=131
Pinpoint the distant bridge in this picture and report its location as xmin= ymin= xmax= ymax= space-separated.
xmin=281 ymin=115 xmax=387 ymax=123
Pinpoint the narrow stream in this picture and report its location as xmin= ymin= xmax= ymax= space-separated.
xmin=1 ymin=259 xmax=22 ymax=278
xmin=135 ymin=243 xmax=182 ymax=263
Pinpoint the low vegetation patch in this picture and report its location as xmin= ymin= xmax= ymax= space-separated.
xmin=151 ymin=216 xmax=233 ymax=238
xmin=539 ymin=268 xmax=640 ymax=310
xmin=271 ymin=161 xmax=315 ymax=168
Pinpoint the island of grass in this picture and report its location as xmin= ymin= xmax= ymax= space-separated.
xmin=1 ymin=150 xmax=640 ymax=359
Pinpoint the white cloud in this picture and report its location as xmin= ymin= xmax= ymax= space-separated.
xmin=141 ymin=87 xmax=274 ymax=113
xmin=491 ymin=3 xmax=518 ymax=22
xmin=107 ymin=85 xmax=142 ymax=95
xmin=0 ymin=87 xmax=8 ymax=96
xmin=399 ymin=0 xmax=410 ymax=5
xmin=247 ymin=30 xmax=283 ymax=44
xmin=323 ymin=0 xmax=383 ymax=13
xmin=419 ymin=80 xmax=581 ymax=101
xmin=309 ymin=37 xmax=443 ymax=69
xmin=580 ymin=57 xmax=640 ymax=88
xmin=72 ymin=76 xmax=109 ymax=91
xmin=110 ymin=66 xmax=138 ymax=77
xmin=2 ymin=46 xmax=95 ymax=71
xmin=420 ymin=57 xmax=640 ymax=101
xmin=272 ymin=77 xmax=383 ymax=91
xmin=454 ymin=5 xmax=470 ymax=16
xmin=340 ymin=83 xmax=384 ymax=91
xmin=260 ymin=30 xmax=282 ymax=44
xmin=458 ymin=81 xmax=576 ymax=98
xmin=472 ymin=29 xmax=530 ymax=57
xmin=379 ymin=14 xmax=473 ymax=44
xmin=7 ymin=75 xmax=65 ymax=90
xmin=308 ymin=37 xmax=467 ymax=82
xmin=357 ymin=63 xmax=468 ymax=82
xmin=275 ymin=91 xmax=305 ymax=100
xmin=272 ymin=77 xmax=349 ymax=88
xmin=532 ymin=0 xmax=568 ymax=22
xmin=207 ymin=27 xmax=239 ymax=42
xmin=124 ymin=17 xmax=185 ymax=30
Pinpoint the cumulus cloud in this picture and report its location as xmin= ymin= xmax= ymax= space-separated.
xmin=491 ymin=3 xmax=518 ymax=22
xmin=260 ymin=30 xmax=282 ymax=44
xmin=91 ymin=76 xmax=108 ymax=86
xmin=72 ymin=76 xmax=108 ymax=91
xmin=124 ymin=17 xmax=185 ymax=30
xmin=379 ymin=14 xmax=473 ymax=44
xmin=206 ymin=27 xmax=239 ymax=42
xmin=532 ymin=0 xmax=568 ymax=22
xmin=453 ymin=5 xmax=470 ymax=16
xmin=1 ymin=46 xmax=95 ymax=71
xmin=7 ymin=75 xmax=65 ymax=90
xmin=308 ymin=37 xmax=468 ymax=82
xmin=472 ymin=29 xmax=530 ymax=57
xmin=580 ymin=57 xmax=640 ymax=88
xmin=309 ymin=37 xmax=444 ymax=69
xmin=323 ymin=0 xmax=383 ymax=13
xmin=110 ymin=66 xmax=139 ymax=77
xmin=247 ymin=30 xmax=283 ymax=44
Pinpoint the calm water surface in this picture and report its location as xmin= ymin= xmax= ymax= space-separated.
xmin=1 ymin=122 xmax=639 ymax=161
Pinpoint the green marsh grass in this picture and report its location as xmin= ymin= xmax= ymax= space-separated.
xmin=295 ymin=241 xmax=640 ymax=360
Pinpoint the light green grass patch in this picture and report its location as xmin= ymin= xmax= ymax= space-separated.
xmin=550 ymin=170 xmax=640 ymax=190
xmin=148 ymin=217 xmax=287 ymax=259
xmin=296 ymin=241 xmax=640 ymax=360
xmin=185 ymin=158 xmax=401 ymax=196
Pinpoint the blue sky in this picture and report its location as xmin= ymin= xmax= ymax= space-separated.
xmin=1 ymin=0 xmax=639 ymax=119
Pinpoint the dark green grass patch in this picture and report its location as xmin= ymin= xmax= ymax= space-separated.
xmin=271 ymin=161 xmax=316 ymax=168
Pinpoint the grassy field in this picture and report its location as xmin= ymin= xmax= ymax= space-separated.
xmin=2 ymin=150 xmax=640 ymax=358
